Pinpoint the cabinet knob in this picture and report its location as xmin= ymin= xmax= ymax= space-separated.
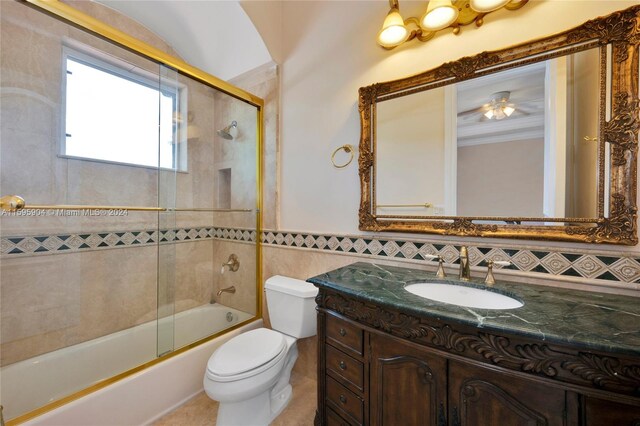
xmin=339 ymin=394 xmax=347 ymax=404
xmin=339 ymin=361 xmax=347 ymax=370
xmin=339 ymin=328 xmax=347 ymax=336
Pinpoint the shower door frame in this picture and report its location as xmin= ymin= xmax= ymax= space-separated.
xmin=8 ymin=1 xmax=265 ymax=423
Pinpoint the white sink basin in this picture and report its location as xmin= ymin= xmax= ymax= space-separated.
xmin=405 ymin=282 xmax=523 ymax=310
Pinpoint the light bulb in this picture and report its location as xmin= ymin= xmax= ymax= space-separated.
xmin=377 ymin=8 xmax=409 ymax=48
xmin=470 ymin=0 xmax=510 ymax=13
xmin=503 ymin=106 xmax=515 ymax=116
xmin=421 ymin=0 xmax=459 ymax=31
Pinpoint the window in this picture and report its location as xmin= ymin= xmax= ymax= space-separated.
xmin=62 ymin=46 xmax=186 ymax=170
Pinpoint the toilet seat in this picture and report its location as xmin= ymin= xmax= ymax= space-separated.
xmin=206 ymin=328 xmax=287 ymax=383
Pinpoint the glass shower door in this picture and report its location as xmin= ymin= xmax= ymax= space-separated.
xmin=0 ymin=2 xmax=172 ymax=419
xmin=157 ymin=64 xmax=179 ymax=357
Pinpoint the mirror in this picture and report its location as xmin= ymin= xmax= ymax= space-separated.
xmin=376 ymin=49 xmax=601 ymax=220
xmin=359 ymin=6 xmax=639 ymax=244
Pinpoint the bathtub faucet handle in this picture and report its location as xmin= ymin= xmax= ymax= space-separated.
xmin=221 ymin=254 xmax=240 ymax=274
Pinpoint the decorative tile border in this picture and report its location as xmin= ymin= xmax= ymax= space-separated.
xmin=260 ymin=231 xmax=640 ymax=285
xmin=3 ymin=227 xmax=640 ymax=285
xmin=0 ymin=227 xmax=257 ymax=257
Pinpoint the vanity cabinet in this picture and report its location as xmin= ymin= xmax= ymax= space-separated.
xmin=315 ymin=288 xmax=640 ymax=426
xmin=369 ymin=333 xmax=447 ymax=425
xmin=447 ymin=360 xmax=568 ymax=426
xmin=582 ymin=397 xmax=640 ymax=426
xmin=322 ymin=313 xmax=367 ymax=425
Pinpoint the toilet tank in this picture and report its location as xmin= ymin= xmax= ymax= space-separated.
xmin=265 ymin=275 xmax=318 ymax=338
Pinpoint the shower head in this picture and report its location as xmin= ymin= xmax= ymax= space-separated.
xmin=217 ymin=121 xmax=237 ymax=140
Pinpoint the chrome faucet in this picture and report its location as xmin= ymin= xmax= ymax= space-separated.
xmin=217 ymin=286 xmax=236 ymax=297
xmin=459 ymin=246 xmax=471 ymax=281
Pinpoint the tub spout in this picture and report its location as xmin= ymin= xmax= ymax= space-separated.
xmin=217 ymin=286 xmax=236 ymax=297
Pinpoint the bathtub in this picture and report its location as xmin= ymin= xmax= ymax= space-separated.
xmin=1 ymin=303 xmax=256 ymax=423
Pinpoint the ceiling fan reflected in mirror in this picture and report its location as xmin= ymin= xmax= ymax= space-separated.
xmin=458 ymin=90 xmax=537 ymax=121
xmin=483 ymin=91 xmax=515 ymax=120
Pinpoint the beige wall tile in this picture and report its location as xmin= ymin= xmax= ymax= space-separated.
xmin=0 ymin=255 xmax=81 ymax=355
xmin=0 ymin=246 xmax=158 ymax=366
xmin=211 ymin=240 xmax=257 ymax=315
xmin=230 ymin=64 xmax=279 ymax=231
xmin=174 ymin=240 xmax=215 ymax=310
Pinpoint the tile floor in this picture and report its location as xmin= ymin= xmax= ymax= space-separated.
xmin=152 ymin=372 xmax=317 ymax=426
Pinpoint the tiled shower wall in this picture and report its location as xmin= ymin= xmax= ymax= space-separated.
xmin=0 ymin=1 xmax=257 ymax=366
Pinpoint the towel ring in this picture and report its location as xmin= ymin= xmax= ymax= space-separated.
xmin=331 ymin=144 xmax=355 ymax=168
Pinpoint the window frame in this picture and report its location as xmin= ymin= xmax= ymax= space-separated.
xmin=60 ymin=42 xmax=188 ymax=172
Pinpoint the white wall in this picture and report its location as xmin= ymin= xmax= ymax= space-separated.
xmin=96 ymin=0 xmax=272 ymax=80
xmin=273 ymin=1 xmax=637 ymax=241
xmin=240 ymin=1 xmax=284 ymax=65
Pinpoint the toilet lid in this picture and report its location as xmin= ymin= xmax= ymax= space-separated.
xmin=207 ymin=328 xmax=286 ymax=377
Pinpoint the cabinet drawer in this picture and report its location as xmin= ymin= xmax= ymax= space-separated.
xmin=326 ymin=314 xmax=363 ymax=356
xmin=584 ymin=397 xmax=640 ymax=425
xmin=326 ymin=345 xmax=364 ymax=391
xmin=326 ymin=407 xmax=353 ymax=426
xmin=326 ymin=376 xmax=364 ymax=425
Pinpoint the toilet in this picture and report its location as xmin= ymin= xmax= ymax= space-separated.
xmin=203 ymin=275 xmax=318 ymax=426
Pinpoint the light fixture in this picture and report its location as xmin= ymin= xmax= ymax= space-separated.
xmin=421 ymin=0 xmax=459 ymax=31
xmin=378 ymin=7 xmax=410 ymax=48
xmin=483 ymin=91 xmax=515 ymax=120
xmin=376 ymin=0 xmax=528 ymax=49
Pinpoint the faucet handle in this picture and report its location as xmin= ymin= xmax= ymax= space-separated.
xmin=423 ymin=254 xmax=446 ymax=279
xmin=221 ymin=254 xmax=240 ymax=274
xmin=435 ymin=256 xmax=446 ymax=279
xmin=484 ymin=260 xmax=511 ymax=286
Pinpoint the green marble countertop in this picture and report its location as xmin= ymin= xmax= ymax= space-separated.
xmin=307 ymin=262 xmax=640 ymax=357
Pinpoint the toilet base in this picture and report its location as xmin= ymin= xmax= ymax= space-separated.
xmin=214 ymin=384 xmax=292 ymax=426
xmin=269 ymin=384 xmax=292 ymax=422
xmin=216 ymin=392 xmax=271 ymax=426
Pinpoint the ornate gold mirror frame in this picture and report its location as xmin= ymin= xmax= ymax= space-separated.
xmin=358 ymin=6 xmax=639 ymax=245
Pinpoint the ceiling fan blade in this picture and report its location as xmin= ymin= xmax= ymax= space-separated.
xmin=518 ymin=98 xmax=545 ymax=104
xmin=514 ymin=107 xmax=533 ymax=115
xmin=457 ymin=106 xmax=486 ymax=116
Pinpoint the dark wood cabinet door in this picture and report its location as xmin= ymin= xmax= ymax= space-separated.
xmin=448 ymin=360 xmax=566 ymax=426
xmin=583 ymin=397 xmax=640 ymax=426
xmin=369 ymin=333 xmax=447 ymax=426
